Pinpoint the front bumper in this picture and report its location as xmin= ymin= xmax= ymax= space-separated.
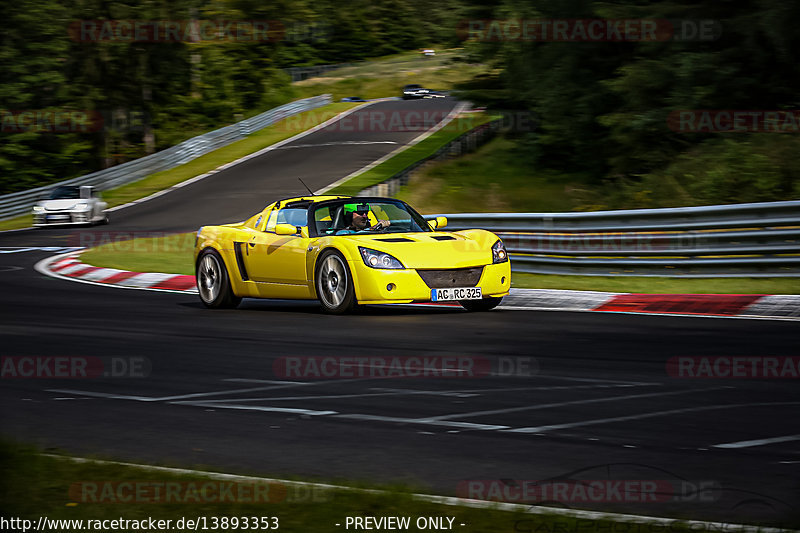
xmin=33 ymin=211 xmax=93 ymax=226
xmin=350 ymin=261 xmax=511 ymax=304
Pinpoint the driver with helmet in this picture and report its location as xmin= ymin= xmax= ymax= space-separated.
xmin=337 ymin=203 xmax=391 ymax=234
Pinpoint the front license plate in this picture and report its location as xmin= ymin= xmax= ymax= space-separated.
xmin=431 ymin=287 xmax=482 ymax=301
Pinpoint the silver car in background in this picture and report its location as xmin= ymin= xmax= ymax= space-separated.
xmin=32 ymin=185 xmax=109 ymax=226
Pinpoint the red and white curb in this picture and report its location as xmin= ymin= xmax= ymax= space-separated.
xmin=35 ymin=251 xmax=196 ymax=294
xmin=35 ymin=251 xmax=800 ymax=320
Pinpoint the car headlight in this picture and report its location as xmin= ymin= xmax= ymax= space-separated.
xmin=32 ymin=205 xmax=45 ymax=213
xmin=359 ymin=247 xmax=404 ymax=269
xmin=492 ymin=240 xmax=508 ymax=263
xmin=74 ymin=202 xmax=90 ymax=210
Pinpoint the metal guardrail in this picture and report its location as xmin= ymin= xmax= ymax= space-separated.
xmin=438 ymin=201 xmax=800 ymax=277
xmin=357 ymin=112 xmax=800 ymax=277
xmin=285 ymin=63 xmax=361 ymax=82
xmin=359 ymin=118 xmax=501 ymax=197
xmin=0 ymin=95 xmax=332 ymax=220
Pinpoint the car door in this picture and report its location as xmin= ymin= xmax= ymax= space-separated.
xmin=241 ymin=206 xmax=310 ymax=286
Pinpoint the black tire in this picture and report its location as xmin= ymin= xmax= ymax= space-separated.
xmin=459 ymin=296 xmax=503 ymax=312
xmin=315 ymin=250 xmax=356 ymax=314
xmin=196 ymin=249 xmax=241 ymax=309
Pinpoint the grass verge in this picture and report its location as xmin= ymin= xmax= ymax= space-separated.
xmin=289 ymin=49 xmax=490 ymax=102
xmin=395 ymin=136 xmax=590 ymax=214
xmin=79 ymin=232 xmax=196 ymax=275
xmin=0 ymin=214 xmax=33 ymax=231
xmin=0 ymin=440 xmax=718 ymax=533
xmin=78 ymin=233 xmax=800 ymax=294
xmin=0 ymin=102 xmax=361 ymax=232
xmin=327 ymin=113 xmax=498 ymax=196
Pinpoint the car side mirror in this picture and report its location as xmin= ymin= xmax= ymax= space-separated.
xmin=430 ymin=216 xmax=447 ymax=230
xmin=275 ymin=223 xmax=300 ymax=236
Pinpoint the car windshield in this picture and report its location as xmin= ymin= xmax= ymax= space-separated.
xmin=48 ymin=186 xmax=80 ymax=200
xmin=312 ymin=199 xmax=432 ymax=236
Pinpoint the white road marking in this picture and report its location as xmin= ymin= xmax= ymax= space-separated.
xmin=172 ymin=402 xmax=336 ymax=416
xmin=448 ymin=384 xmax=640 ymax=394
xmin=369 ymin=387 xmax=478 ymax=398
xmin=275 ymin=141 xmax=398 ymax=150
xmin=0 ymin=246 xmax=83 ymax=254
xmin=223 ymin=379 xmax=308 ymax=385
xmin=45 ymin=390 xmax=158 ymax=401
xmin=537 ymin=374 xmax=658 ymax=386
xmin=46 ymin=376 xmax=393 ymax=402
xmin=46 ymin=384 xmax=317 ymax=402
xmin=420 ymin=387 xmax=725 ymax=422
xmin=507 ymin=401 xmax=800 ymax=434
xmin=333 ymin=413 xmax=509 ymax=431
xmin=180 ymin=389 xmax=483 ymax=403
xmin=41 ymin=454 xmax=796 ymax=533
xmin=713 ymin=434 xmax=800 ymax=449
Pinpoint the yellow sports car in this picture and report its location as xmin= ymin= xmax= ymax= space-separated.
xmin=194 ymin=196 xmax=510 ymax=313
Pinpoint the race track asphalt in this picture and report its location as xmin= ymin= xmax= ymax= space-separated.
xmin=1 ymin=97 xmax=798 ymax=527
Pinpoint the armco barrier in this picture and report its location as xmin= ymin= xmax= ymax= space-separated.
xmin=355 ymin=111 xmax=799 ymax=277
xmin=0 ymin=95 xmax=331 ymax=220
xmin=437 ymin=201 xmax=800 ymax=277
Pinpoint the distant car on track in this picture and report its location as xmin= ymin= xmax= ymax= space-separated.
xmin=194 ymin=196 xmax=510 ymax=313
xmin=32 ymin=185 xmax=108 ymax=227
xmin=402 ymin=84 xmax=445 ymax=100
xmin=341 ymin=96 xmax=366 ymax=102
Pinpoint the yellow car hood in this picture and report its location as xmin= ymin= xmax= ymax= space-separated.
xmin=341 ymin=230 xmax=497 ymax=269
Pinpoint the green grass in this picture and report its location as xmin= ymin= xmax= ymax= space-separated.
xmin=0 ymin=440 xmax=735 ymax=533
xmin=290 ymin=49 xmax=490 ymax=102
xmin=395 ymin=136 xmax=591 ymax=214
xmin=0 ymin=213 xmax=33 ymax=231
xmin=80 ymin=232 xmax=196 ymax=275
xmin=328 ymin=114 xmax=498 ymax=196
xmin=79 ymin=233 xmax=800 ymax=294
xmin=0 ymin=102 xmax=361 ymax=232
